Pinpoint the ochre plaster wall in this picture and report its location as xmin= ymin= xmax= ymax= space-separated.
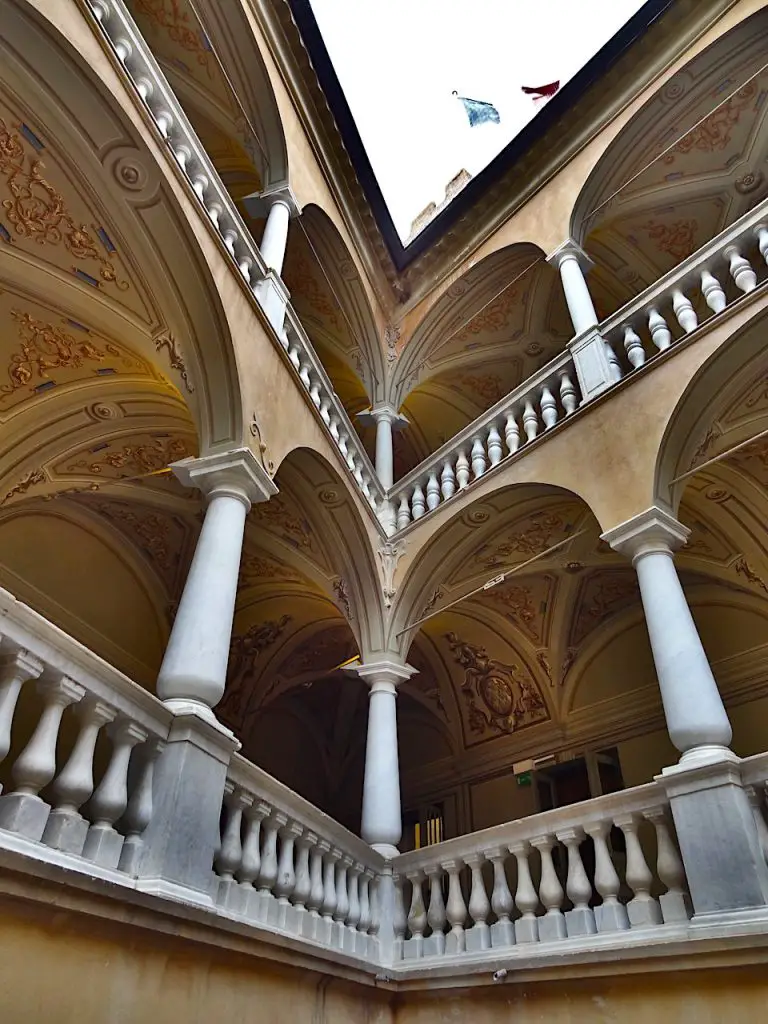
xmin=393 ymin=968 xmax=768 ymax=1024
xmin=0 ymin=899 xmax=392 ymax=1024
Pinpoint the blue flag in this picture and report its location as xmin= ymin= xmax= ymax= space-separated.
xmin=453 ymin=92 xmax=500 ymax=127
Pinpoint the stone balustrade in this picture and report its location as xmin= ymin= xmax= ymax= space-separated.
xmin=0 ymin=586 xmax=170 ymax=873
xmin=739 ymin=752 xmax=768 ymax=866
xmin=601 ymin=199 xmax=768 ymax=378
xmin=215 ymin=752 xmax=386 ymax=958
xmin=390 ymin=783 xmax=690 ymax=961
xmin=389 ymin=353 xmax=580 ymax=530
xmin=84 ymin=0 xmax=384 ymax=520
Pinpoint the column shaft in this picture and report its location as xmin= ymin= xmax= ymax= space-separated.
xmin=375 ymin=413 xmax=394 ymax=490
xmin=361 ymin=680 xmax=401 ymax=851
xmin=559 ymin=252 xmax=599 ymax=334
xmin=260 ymin=200 xmax=291 ymax=276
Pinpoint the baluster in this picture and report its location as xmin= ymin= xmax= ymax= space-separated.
xmin=411 ymin=483 xmax=426 ymax=520
xmin=556 ymin=827 xmax=596 ymax=936
xmin=191 ymin=172 xmax=209 ymax=203
xmin=523 ymin=400 xmax=539 ymax=442
xmin=308 ymin=376 xmax=322 ymax=409
xmin=623 ymin=326 xmax=646 ymax=369
xmin=560 ymin=373 xmax=578 ymax=415
xmin=0 ymin=650 xmax=43 ymax=775
xmin=328 ymin=414 xmax=340 ymax=444
xmin=615 ymin=812 xmax=662 ymax=927
xmin=356 ymin=868 xmax=373 ymax=955
xmin=332 ymin=855 xmax=352 ymax=947
xmin=585 ymin=819 xmax=629 ymax=932
xmin=154 ymin=109 xmax=174 ymax=139
xmin=604 ymin=341 xmax=622 ymax=382
xmin=304 ymin=837 xmax=327 ymax=940
xmin=117 ymin=737 xmax=165 ymax=876
xmin=442 ymin=859 xmax=467 ymax=955
xmin=393 ymin=873 xmax=407 ymax=959
xmin=222 ymin=228 xmax=238 ymax=256
xmin=275 ymin=821 xmax=301 ymax=930
xmin=465 ymin=853 xmax=491 ymax=951
xmin=43 ymin=698 xmax=115 ymax=855
xmin=319 ymin=396 xmax=332 ymax=427
xmin=701 ymin=269 xmax=726 ymax=314
xmin=293 ymin=832 xmax=312 ymax=917
xmin=256 ymin=811 xmax=285 ymax=923
xmin=396 ymin=494 xmax=411 ymax=530
xmin=426 ymin=472 xmax=441 ymax=511
xmin=0 ymin=676 xmax=84 ymax=840
xmin=644 ymin=807 xmax=691 ymax=923
xmin=725 ymin=244 xmax=757 ymax=293
xmin=531 ymin=834 xmax=566 ymax=941
xmin=319 ymin=846 xmax=340 ymax=945
xmin=471 ymin=436 xmax=487 ymax=479
xmin=672 ymin=289 xmax=698 ymax=333
xmin=239 ymin=255 xmax=253 ymax=285
xmin=440 ymin=460 xmax=456 ymax=501
xmin=510 ymin=840 xmax=539 ymax=943
xmin=235 ymin=799 xmax=270 ymax=919
xmin=353 ymin=461 xmax=364 ymax=487
xmin=113 ymin=35 xmax=132 ymax=64
xmin=216 ymin=784 xmax=251 ymax=911
xmin=346 ymin=863 xmax=362 ymax=945
xmin=488 ymin=848 xmax=514 ymax=947
xmin=456 ymin=450 xmax=470 ymax=489
xmin=298 ymin=360 xmax=312 ymax=391
xmin=287 ymin=341 xmax=301 ymax=374
xmin=82 ymin=719 xmax=147 ymax=868
xmin=91 ymin=1 xmax=110 ymax=24
xmin=505 ymin=412 xmax=521 ymax=453
xmin=756 ymin=224 xmax=768 ymax=267
xmin=426 ymin=866 xmax=447 ymax=955
xmin=368 ymin=872 xmax=382 ymax=947
xmin=647 ymin=307 xmax=672 ymax=351
xmin=487 ymin=425 xmax=503 ymax=466
xmin=172 ymin=143 xmax=191 ymax=173
xmin=406 ymin=871 xmax=427 ymax=957
xmin=540 ymin=386 xmax=558 ymax=429
xmin=207 ymin=202 xmax=223 ymax=231
xmin=337 ymin=431 xmax=349 ymax=461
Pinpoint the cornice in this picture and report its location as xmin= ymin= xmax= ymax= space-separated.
xmin=252 ymin=0 xmax=740 ymax=315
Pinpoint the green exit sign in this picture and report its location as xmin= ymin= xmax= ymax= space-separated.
xmin=516 ymin=771 xmax=532 ymax=787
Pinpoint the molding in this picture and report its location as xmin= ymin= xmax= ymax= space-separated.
xmin=602 ymin=505 xmax=690 ymax=557
xmin=171 ymin=447 xmax=278 ymax=505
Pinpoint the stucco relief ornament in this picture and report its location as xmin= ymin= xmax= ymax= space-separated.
xmin=249 ymin=413 xmax=274 ymax=476
xmin=333 ymin=576 xmax=353 ymax=620
xmin=445 ymin=632 xmax=547 ymax=735
xmin=154 ymin=334 xmax=194 ymax=395
xmin=384 ymin=324 xmax=401 ymax=364
xmin=220 ymin=615 xmax=292 ymax=730
xmin=377 ymin=540 xmax=405 ymax=608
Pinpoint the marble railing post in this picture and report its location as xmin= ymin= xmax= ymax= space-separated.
xmin=604 ymin=506 xmax=768 ymax=912
xmin=548 ymin=239 xmax=615 ymax=401
xmin=243 ymin=185 xmax=299 ymax=334
xmin=138 ymin=450 xmax=273 ymax=903
xmin=347 ymin=659 xmax=416 ymax=856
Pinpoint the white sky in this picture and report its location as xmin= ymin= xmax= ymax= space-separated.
xmin=310 ymin=0 xmax=649 ymax=241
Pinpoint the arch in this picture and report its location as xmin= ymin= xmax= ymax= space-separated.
xmin=9 ymin=0 xmax=247 ymax=452
xmin=391 ymin=244 xmax=570 ymax=465
xmin=126 ymin=0 xmax=288 ymax=190
xmin=570 ymin=7 xmax=768 ymax=315
xmin=283 ymin=204 xmax=384 ymax=405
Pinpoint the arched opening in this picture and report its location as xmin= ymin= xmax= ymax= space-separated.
xmin=219 ymin=448 xmax=383 ymax=826
xmin=391 ymin=245 xmax=570 ymax=473
xmin=571 ymin=7 xmax=768 ymax=319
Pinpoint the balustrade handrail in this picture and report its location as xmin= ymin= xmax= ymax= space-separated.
xmin=228 ymin=752 xmax=385 ymax=872
xmin=393 ymin=781 xmax=665 ymax=873
xmin=600 ymin=196 xmax=768 ymax=342
xmin=390 ymin=351 xmax=575 ymax=500
xmin=0 ymin=585 xmax=169 ymax=738
xmin=85 ymin=0 xmax=384 ymax=520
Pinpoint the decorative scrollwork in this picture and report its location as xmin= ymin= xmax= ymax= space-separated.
xmin=154 ymin=334 xmax=194 ymax=394
xmin=249 ymin=413 xmax=274 ymax=475
xmin=0 ymin=118 xmax=128 ymax=289
xmin=0 ymin=468 xmax=47 ymax=506
xmin=66 ymin=436 xmax=190 ymax=478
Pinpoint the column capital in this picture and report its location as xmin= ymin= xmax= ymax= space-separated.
xmin=345 ymin=659 xmax=417 ymax=692
xmin=243 ymin=182 xmax=300 ymax=220
xmin=171 ymin=448 xmax=277 ymax=510
xmin=601 ymin=506 xmax=690 ymax=560
xmin=546 ymin=238 xmax=594 ymax=274
xmin=356 ymin=403 xmax=409 ymax=430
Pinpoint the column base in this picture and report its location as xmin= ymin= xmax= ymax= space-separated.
xmin=41 ymin=808 xmax=89 ymax=856
xmin=659 ymin=752 xmax=768 ymax=914
xmin=82 ymin=823 xmax=124 ymax=869
xmin=538 ymin=911 xmax=567 ymax=942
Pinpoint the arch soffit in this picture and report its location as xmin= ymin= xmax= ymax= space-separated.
xmin=4 ymin=1 xmax=246 ymax=451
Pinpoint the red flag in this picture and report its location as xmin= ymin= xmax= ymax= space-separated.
xmin=521 ymin=81 xmax=560 ymax=102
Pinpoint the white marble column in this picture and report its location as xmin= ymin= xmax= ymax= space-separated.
xmin=547 ymin=239 xmax=615 ymax=400
xmin=347 ymin=660 xmax=415 ymax=856
xmin=357 ymin=403 xmax=409 ymax=490
xmin=157 ymin=448 xmax=277 ymax=720
xmin=602 ymin=506 xmax=731 ymax=760
xmin=243 ymin=185 xmax=299 ymax=333
xmin=260 ymin=198 xmax=292 ymax=276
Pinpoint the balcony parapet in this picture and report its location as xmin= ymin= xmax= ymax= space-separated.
xmin=84 ymin=0 xmax=385 ymax=524
xmin=389 ymin=351 xmax=580 ymax=531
